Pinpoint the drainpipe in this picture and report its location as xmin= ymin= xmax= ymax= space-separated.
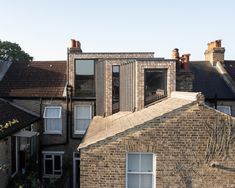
xmin=38 ymin=98 xmax=43 ymax=180
xmin=214 ymin=93 xmax=218 ymax=109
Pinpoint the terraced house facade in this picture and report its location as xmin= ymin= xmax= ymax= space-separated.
xmin=0 ymin=39 xmax=235 ymax=187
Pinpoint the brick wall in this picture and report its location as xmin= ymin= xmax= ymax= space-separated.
xmin=176 ymin=71 xmax=194 ymax=91
xmin=80 ymin=104 xmax=235 ymax=188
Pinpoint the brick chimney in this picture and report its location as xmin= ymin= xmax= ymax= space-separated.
xmin=174 ymin=49 xmax=194 ymax=92
xmin=70 ymin=39 xmax=82 ymax=52
xmin=181 ymin=54 xmax=190 ymax=72
xmin=204 ymin=40 xmax=225 ymax=66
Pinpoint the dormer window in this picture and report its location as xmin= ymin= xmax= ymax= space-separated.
xmin=144 ymin=69 xmax=167 ymax=105
xmin=75 ymin=59 xmax=95 ymax=97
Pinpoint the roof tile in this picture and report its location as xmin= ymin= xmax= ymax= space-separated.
xmin=0 ymin=61 xmax=66 ymax=97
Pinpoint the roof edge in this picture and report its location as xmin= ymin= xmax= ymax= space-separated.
xmin=78 ymin=100 xmax=198 ymax=150
xmin=0 ymin=98 xmax=40 ymax=117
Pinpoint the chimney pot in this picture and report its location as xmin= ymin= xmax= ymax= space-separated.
xmin=205 ymin=40 xmax=224 ymax=64
xmin=71 ymin=39 xmax=76 ymax=48
xmin=181 ymin=54 xmax=190 ymax=72
xmin=172 ymin=48 xmax=180 ymax=60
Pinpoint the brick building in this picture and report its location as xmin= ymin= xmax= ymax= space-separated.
xmin=0 ymin=39 xmax=235 ymax=187
xmin=79 ymin=93 xmax=235 ymax=187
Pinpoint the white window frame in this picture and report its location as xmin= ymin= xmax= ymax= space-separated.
xmin=42 ymin=151 xmax=64 ymax=178
xmin=126 ymin=152 xmax=156 ymax=188
xmin=43 ymin=106 xmax=62 ymax=134
xmin=74 ymin=105 xmax=92 ymax=134
xmin=217 ymin=105 xmax=231 ymax=115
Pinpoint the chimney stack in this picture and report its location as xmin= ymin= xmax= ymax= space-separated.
xmin=205 ymin=40 xmax=225 ymax=65
xmin=181 ymin=54 xmax=190 ymax=72
xmin=70 ymin=39 xmax=82 ymax=52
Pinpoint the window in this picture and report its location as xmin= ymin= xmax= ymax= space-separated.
xmin=112 ymin=65 xmax=120 ymax=113
xmin=75 ymin=59 xmax=95 ymax=97
xmin=127 ymin=153 xmax=156 ymax=188
xmin=43 ymin=106 xmax=62 ymax=134
xmin=43 ymin=151 xmax=64 ymax=177
xmin=74 ymin=105 xmax=92 ymax=134
xmin=144 ymin=69 xmax=167 ymax=105
xmin=217 ymin=105 xmax=231 ymax=115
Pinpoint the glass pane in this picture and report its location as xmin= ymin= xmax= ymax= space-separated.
xmin=75 ymin=75 xmax=95 ymax=97
xmin=112 ymin=65 xmax=120 ymax=113
xmin=75 ymin=60 xmax=94 ymax=75
xmin=128 ymin=174 xmax=140 ymax=188
xmin=145 ymin=69 xmax=167 ymax=105
xmin=54 ymin=171 xmax=62 ymax=175
xmin=217 ymin=106 xmax=231 ymax=115
xmin=45 ymin=155 xmax=52 ymax=159
xmin=75 ymin=106 xmax=91 ymax=119
xmin=45 ymin=119 xmax=61 ymax=131
xmin=45 ymin=107 xmax=61 ymax=118
xmin=45 ymin=159 xmax=53 ymax=175
xmin=75 ymin=119 xmax=90 ymax=132
xmin=141 ymin=174 xmax=152 ymax=188
xmin=141 ymin=154 xmax=153 ymax=172
xmin=54 ymin=155 xmax=61 ymax=170
xmin=128 ymin=154 xmax=140 ymax=172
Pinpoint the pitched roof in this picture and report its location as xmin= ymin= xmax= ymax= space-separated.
xmin=0 ymin=61 xmax=66 ymax=97
xmin=224 ymin=60 xmax=235 ymax=81
xmin=0 ymin=99 xmax=39 ymax=139
xmin=79 ymin=92 xmax=199 ymax=149
xmin=189 ymin=61 xmax=235 ymax=99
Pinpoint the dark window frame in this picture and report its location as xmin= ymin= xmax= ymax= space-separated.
xmin=112 ymin=65 xmax=120 ymax=114
xmin=74 ymin=59 xmax=96 ymax=97
xmin=144 ymin=69 xmax=167 ymax=106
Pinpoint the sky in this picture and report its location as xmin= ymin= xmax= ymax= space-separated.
xmin=0 ymin=0 xmax=235 ymax=61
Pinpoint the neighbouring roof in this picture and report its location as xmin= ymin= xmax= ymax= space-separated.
xmin=223 ymin=60 xmax=235 ymax=81
xmin=190 ymin=61 xmax=235 ymax=99
xmin=79 ymin=92 xmax=199 ymax=149
xmin=0 ymin=99 xmax=39 ymax=139
xmin=0 ymin=61 xmax=67 ymax=97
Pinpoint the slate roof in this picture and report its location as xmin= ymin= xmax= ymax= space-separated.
xmin=79 ymin=92 xmax=199 ymax=149
xmin=189 ymin=61 xmax=235 ymax=99
xmin=0 ymin=99 xmax=39 ymax=139
xmin=224 ymin=60 xmax=235 ymax=81
xmin=0 ymin=61 xmax=66 ymax=97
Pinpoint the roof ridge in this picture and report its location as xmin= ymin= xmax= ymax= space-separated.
xmin=78 ymin=97 xmax=197 ymax=150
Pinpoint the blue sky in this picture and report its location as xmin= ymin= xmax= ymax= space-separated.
xmin=0 ymin=0 xmax=234 ymax=60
